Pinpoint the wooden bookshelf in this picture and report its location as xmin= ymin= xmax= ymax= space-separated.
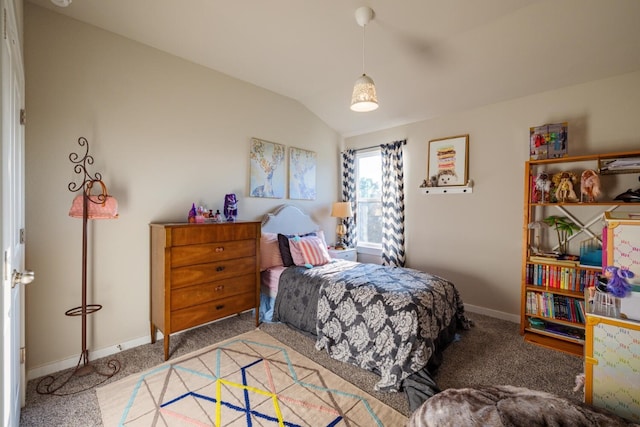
xmin=520 ymin=149 xmax=640 ymax=356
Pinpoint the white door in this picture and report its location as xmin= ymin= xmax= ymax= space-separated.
xmin=2 ymin=1 xmax=28 ymax=426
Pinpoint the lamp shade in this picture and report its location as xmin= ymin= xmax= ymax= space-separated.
xmin=331 ymin=202 xmax=353 ymax=218
xmin=350 ymin=74 xmax=378 ymax=112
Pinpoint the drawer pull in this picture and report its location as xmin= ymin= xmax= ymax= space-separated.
xmin=216 ymin=266 xmax=225 ymax=272
xmin=215 ymin=247 xmax=224 ymax=252
xmin=215 ymin=285 xmax=224 ymax=292
xmin=216 ymin=304 xmax=225 ymax=310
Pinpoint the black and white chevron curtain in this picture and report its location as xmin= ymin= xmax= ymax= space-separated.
xmin=381 ymin=140 xmax=406 ymax=267
xmin=341 ymin=149 xmax=357 ymax=248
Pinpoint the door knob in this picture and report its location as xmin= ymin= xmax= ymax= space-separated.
xmin=12 ymin=270 xmax=35 ymax=288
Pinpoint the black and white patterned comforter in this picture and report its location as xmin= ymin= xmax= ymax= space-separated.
xmin=272 ymin=260 xmax=470 ymax=392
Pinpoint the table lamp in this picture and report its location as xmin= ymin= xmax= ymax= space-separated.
xmin=331 ymin=202 xmax=353 ymax=249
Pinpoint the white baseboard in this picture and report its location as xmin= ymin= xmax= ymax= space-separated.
xmin=27 ymin=307 xmax=516 ymax=380
xmin=26 ymin=333 xmax=159 ymax=381
xmin=464 ymin=303 xmax=519 ymax=323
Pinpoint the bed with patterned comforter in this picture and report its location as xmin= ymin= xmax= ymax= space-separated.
xmin=272 ymin=259 xmax=471 ymax=392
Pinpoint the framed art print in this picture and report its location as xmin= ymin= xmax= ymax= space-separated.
xmin=289 ymin=147 xmax=317 ymax=200
xmin=249 ymin=138 xmax=285 ymax=198
xmin=427 ymin=134 xmax=469 ymax=186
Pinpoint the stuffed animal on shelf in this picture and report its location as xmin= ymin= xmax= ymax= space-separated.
xmin=534 ymin=171 xmax=552 ymax=202
xmin=419 ymin=176 xmax=439 ymax=188
xmin=552 ymin=171 xmax=578 ymax=202
xmin=580 ymin=169 xmax=601 ymax=202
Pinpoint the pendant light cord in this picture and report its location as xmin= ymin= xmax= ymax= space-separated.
xmin=361 ymin=24 xmax=366 ymax=75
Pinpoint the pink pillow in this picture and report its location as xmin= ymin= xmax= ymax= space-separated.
xmin=315 ymin=230 xmax=328 ymax=249
xmin=260 ymin=232 xmax=284 ymax=271
xmin=289 ymin=235 xmax=332 ymax=267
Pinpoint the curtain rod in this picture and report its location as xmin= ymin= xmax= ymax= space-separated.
xmin=344 ymin=139 xmax=407 ymax=153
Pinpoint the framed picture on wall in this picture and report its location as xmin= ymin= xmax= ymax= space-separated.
xmin=289 ymin=147 xmax=317 ymax=200
xmin=427 ymin=134 xmax=469 ymax=186
xmin=249 ymin=138 xmax=286 ymax=198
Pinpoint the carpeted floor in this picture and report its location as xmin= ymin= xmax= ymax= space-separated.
xmin=20 ymin=311 xmax=584 ymax=426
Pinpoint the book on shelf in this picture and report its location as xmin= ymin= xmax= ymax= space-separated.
xmin=575 ymin=299 xmax=586 ymax=324
xmin=527 ymin=263 xmax=591 ymax=291
xmin=598 ymin=156 xmax=640 ymax=174
xmin=526 ymin=291 xmax=584 ymax=323
xmin=544 ymin=323 xmax=584 ymax=340
xmin=529 ymin=254 xmax=579 ymax=266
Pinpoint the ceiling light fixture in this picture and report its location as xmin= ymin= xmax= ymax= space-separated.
xmin=350 ymin=6 xmax=378 ymax=112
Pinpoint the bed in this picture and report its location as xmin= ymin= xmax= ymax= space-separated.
xmin=259 ymin=205 xmax=471 ymax=392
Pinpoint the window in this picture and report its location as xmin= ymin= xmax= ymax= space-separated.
xmin=355 ymin=149 xmax=382 ymax=249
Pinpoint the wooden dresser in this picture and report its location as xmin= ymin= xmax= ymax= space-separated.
xmin=150 ymin=221 xmax=261 ymax=360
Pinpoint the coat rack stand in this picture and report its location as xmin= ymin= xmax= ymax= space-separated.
xmin=37 ymin=137 xmax=121 ymax=395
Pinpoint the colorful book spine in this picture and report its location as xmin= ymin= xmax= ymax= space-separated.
xmin=528 ymin=292 xmax=585 ymax=325
xmin=529 ymin=261 xmax=602 ymax=294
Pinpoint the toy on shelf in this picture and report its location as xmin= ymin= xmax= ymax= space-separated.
xmin=542 ymin=215 xmax=580 ymax=255
xmin=588 ymin=266 xmax=635 ymax=317
xmin=534 ymin=171 xmax=552 ymax=202
xmin=613 ymin=176 xmax=640 ymax=203
xmin=602 ymin=266 xmax=635 ymax=298
xmin=552 ymin=171 xmax=578 ymax=202
xmin=580 ymin=169 xmax=601 ymax=203
xmin=419 ymin=175 xmax=439 ymax=188
xmin=224 ymin=193 xmax=238 ymax=222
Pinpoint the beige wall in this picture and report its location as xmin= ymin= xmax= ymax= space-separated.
xmin=346 ymin=70 xmax=640 ymax=320
xmin=24 ymin=4 xmax=339 ymax=376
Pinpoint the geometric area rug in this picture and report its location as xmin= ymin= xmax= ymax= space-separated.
xmin=96 ymin=329 xmax=408 ymax=426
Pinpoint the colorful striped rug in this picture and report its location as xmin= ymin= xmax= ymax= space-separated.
xmin=96 ymin=329 xmax=407 ymax=426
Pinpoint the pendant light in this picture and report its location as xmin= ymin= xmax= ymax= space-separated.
xmin=350 ymin=6 xmax=379 ymax=112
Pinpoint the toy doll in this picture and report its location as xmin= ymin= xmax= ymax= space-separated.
xmin=534 ymin=171 xmax=551 ymax=202
xmin=553 ymin=171 xmax=578 ymax=202
xmin=580 ymin=169 xmax=601 ymax=203
xmin=602 ymin=266 xmax=634 ymax=298
xmin=224 ymin=193 xmax=238 ymax=222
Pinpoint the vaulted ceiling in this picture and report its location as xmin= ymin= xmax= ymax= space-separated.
xmin=26 ymin=0 xmax=640 ymax=137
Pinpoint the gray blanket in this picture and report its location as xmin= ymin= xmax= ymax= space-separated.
xmin=408 ymin=386 xmax=639 ymax=427
xmin=272 ymin=260 xmax=470 ymax=392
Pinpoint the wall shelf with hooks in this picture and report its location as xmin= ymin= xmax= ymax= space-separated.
xmin=418 ymin=182 xmax=473 ymax=195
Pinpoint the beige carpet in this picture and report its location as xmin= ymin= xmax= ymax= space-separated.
xmin=96 ymin=329 xmax=406 ymax=426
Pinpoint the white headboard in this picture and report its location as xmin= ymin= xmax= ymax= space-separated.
xmin=261 ymin=205 xmax=319 ymax=235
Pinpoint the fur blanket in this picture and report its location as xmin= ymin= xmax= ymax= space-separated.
xmin=407 ymin=385 xmax=639 ymax=427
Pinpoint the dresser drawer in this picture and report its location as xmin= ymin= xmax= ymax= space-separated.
xmin=170 ymin=291 xmax=256 ymax=332
xmin=171 ymin=239 xmax=256 ymax=267
xmin=171 ymin=256 xmax=256 ymax=289
xmin=170 ymin=274 xmax=255 ymax=311
xmin=170 ymin=223 xmax=259 ymax=246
